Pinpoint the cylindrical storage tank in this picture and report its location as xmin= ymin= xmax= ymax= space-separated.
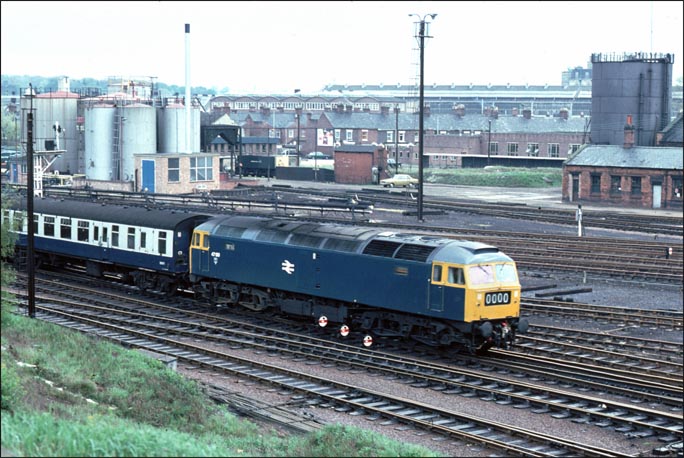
xmin=157 ymin=103 xmax=200 ymax=153
xmin=591 ymin=52 xmax=673 ymax=146
xmin=84 ymin=104 xmax=115 ymax=181
xmin=20 ymin=94 xmax=79 ymax=174
xmin=120 ymin=103 xmax=156 ymax=182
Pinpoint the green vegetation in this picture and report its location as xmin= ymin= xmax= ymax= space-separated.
xmin=0 ymin=192 xmax=438 ymax=457
xmin=400 ymin=166 xmax=563 ymax=187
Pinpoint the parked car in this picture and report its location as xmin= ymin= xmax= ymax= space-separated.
xmin=380 ymin=174 xmax=418 ymax=188
xmin=306 ymin=151 xmax=330 ymax=160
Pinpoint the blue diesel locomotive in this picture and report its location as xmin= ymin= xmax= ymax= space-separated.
xmin=189 ymin=215 xmax=527 ymax=350
xmin=7 ymin=198 xmax=528 ymax=352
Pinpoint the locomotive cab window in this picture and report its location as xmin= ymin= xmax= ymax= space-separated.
xmin=468 ymin=264 xmax=495 ymax=285
xmin=431 ymin=263 xmax=444 ymax=283
xmin=495 ymin=263 xmax=518 ymax=283
xmin=191 ymin=231 xmax=210 ymax=250
xmin=447 ymin=266 xmax=465 ymax=285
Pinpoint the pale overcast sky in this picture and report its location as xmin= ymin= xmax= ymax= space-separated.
xmin=2 ymin=1 xmax=682 ymax=94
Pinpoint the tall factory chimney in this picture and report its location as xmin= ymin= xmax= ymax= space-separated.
xmin=185 ymin=23 xmax=192 ymax=154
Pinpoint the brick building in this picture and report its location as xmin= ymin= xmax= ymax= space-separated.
xmin=333 ymin=145 xmax=389 ymax=185
xmin=562 ymin=113 xmax=683 ymax=209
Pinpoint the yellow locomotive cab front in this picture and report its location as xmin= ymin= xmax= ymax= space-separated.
xmin=463 ymin=262 xmax=521 ymax=322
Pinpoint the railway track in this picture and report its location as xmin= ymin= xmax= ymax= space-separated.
xmin=522 ymin=298 xmax=683 ymax=330
xmin=7 ymin=273 xmax=683 ymax=456
xmin=10 ymin=297 xmax=675 ymax=457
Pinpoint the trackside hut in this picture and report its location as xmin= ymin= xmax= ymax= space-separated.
xmin=562 ymin=145 xmax=683 ymax=209
xmin=334 ymin=145 xmax=389 ymax=185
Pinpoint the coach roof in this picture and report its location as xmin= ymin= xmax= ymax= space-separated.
xmin=14 ymin=198 xmax=210 ymax=230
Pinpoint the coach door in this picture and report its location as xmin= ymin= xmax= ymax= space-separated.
xmin=428 ymin=263 xmax=445 ymax=312
xmin=93 ymin=222 xmax=110 ymax=260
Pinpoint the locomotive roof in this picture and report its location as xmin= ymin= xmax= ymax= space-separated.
xmin=198 ymin=215 xmax=503 ymax=263
xmin=12 ymin=197 xmax=210 ymax=230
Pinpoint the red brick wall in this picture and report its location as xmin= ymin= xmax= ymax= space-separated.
xmin=563 ymin=165 xmax=683 ymax=209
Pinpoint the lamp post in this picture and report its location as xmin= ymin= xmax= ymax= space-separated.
xmin=409 ymin=13 xmax=437 ymax=222
xmin=394 ymin=105 xmax=399 ymax=174
xmin=25 ymin=84 xmax=36 ymax=318
xmin=487 ymin=120 xmax=492 ymax=166
xmin=295 ymin=112 xmax=301 ymax=167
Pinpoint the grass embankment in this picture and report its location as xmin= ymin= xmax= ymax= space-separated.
xmin=1 ymin=292 xmax=437 ymax=457
xmin=391 ymin=166 xmax=563 ymax=187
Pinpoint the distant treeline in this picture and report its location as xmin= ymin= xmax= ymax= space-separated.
xmin=0 ymin=75 xmax=219 ymax=98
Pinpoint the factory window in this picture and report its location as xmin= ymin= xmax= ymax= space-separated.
xmin=548 ymin=143 xmax=560 ymax=157
xmin=77 ymin=220 xmax=89 ymax=242
xmin=672 ymin=177 xmax=682 ymax=200
xmin=386 ymin=131 xmax=394 ymax=143
xmin=398 ymin=131 xmax=405 ymax=142
xmin=346 ymin=130 xmax=353 ymax=142
xmin=128 ymin=227 xmax=136 ymax=249
xmin=168 ymin=158 xmax=180 ymax=182
xmin=60 ymin=218 xmax=72 ymax=239
xmin=190 ymin=156 xmax=213 ymax=182
xmin=506 ymin=143 xmax=519 ymax=156
xmin=361 ymin=130 xmax=368 ymax=142
xmin=488 ymin=142 xmax=498 ymax=155
xmin=631 ymin=176 xmax=642 ymax=196
xmin=590 ymin=174 xmax=601 ymax=194
xmin=610 ymin=176 xmax=622 ymax=194
xmin=527 ymin=143 xmax=539 ymax=157
xmin=569 ymin=144 xmax=581 ymax=154
xmin=158 ymin=231 xmax=167 ymax=256
xmin=44 ymin=216 xmax=55 ymax=237
xmin=334 ymin=129 xmax=341 ymax=141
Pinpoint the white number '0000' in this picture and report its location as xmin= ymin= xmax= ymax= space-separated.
xmin=485 ymin=292 xmax=509 ymax=305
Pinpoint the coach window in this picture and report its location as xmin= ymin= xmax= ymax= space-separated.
xmin=158 ymin=231 xmax=167 ymax=256
xmin=447 ymin=266 xmax=465 ymax=285
xmin=102 ymin=227 xmax=108 ymax=243
xmin=127 ymin=227 xmax=136 ymax=249
xmin=111 ymin=225 xmax=119 ymax=247
xmin=77 ymin=221 xmax=89 ymax=242
xmin=140 ymin=231 xmax=147 ymax=249
xmin=44 ymin=216 xmax=55 ymax=237
xmin=12 ymin=211 xmax=24 ymax=232
xmin=33 ymin=215 xmax=39 ymax=234
xmin=60 ymin=218 xmax=72 ymax=239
